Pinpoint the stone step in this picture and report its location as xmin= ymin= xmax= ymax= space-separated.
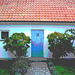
xmin=28 ymin=57 xmax=47 ymax=62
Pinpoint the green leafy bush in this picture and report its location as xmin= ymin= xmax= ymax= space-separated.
xmin=47 ymin=31 xmax=75 ymax=58
xmin=48 ymin=62 xmax=54 ymax=67
xmin=11 ymin=58 xmax=31 ymax=74
xmin=52 ymin=70 xmax=57 ymax=75
xmin=47 ymin=61 xmax=57 ymax=75
xmin=65 ymin=29 xmax=75 ymax=36
xmin=65 ymin=29 xmax=75 ymax=54
xmin=3 ymin=33 xmax=31 ymax=57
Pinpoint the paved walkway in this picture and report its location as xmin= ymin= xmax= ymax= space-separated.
xmin=25 ymin=58 xmax=51 ymax=75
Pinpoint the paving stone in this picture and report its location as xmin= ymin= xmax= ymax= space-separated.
xmin=25 ymin=62 xmax=51 ymax=75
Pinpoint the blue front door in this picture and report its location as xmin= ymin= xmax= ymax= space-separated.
xmin=31 ymin=30 xmax=44 ymax=57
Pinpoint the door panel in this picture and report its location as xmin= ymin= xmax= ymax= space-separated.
xmin=31 ymin=30 xmax=44 ymax=57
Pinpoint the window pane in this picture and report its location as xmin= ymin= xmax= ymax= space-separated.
xmin=36 ymin=33 xmax=39 ymax=37
xmin=1 ymin=32 xmax=8 ymax=39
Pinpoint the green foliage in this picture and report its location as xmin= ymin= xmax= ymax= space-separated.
xmin=48 ymin=62 xmax=54 ymax=67
xmin=47 ymin=60 xmax=57 ymax=75
xmin=65 ymin=28 xmax=75 ymax=49
xmin=47 ymin=31 xmax=75 ymax=58
xmin=65 ymin=29 xmax=75 ymax=36
xmin=0 ymin=68 xmax=10 ymax=75
xmin=55 ymin=66 xmax=75 ymax=75
xmin=11 ymin=58 xmax=31 ymax=74
xmin=52 ymin=70 xmax=57 ymax=75
xmin=3 ymin=33 xmax=31 ymax=57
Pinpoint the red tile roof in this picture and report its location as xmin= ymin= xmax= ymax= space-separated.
xmin=0 ymin=0 xmax=75 ymax=22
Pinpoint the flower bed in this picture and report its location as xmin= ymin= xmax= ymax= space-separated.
xmin=0 ymin=58 xmax=31 ymax=75
xmin=47 ymin=58 xmax=75 ymax=75
xmin=55 ymin=66 xmax=75 ymax=75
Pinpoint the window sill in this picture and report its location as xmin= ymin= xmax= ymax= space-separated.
xmin=0 ymin=40 xmax=4 ymax=41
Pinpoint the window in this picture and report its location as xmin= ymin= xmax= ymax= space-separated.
xmin=36 ymin=33 xmax=39 ymax=37
xmin=1 ymin=32 xmax=9 ymax=39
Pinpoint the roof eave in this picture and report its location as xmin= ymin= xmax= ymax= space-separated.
xmin=0 ymin=21 xmax=75 ymax=25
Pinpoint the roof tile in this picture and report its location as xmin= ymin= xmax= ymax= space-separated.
xmin=0 ymin=0 xmax=75 ymax=21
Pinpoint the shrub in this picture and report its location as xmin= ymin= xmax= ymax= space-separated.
xmin=47 ymin=61 xmax=57 ymax=75
xmin=47 ymin=31 xmax=75 ymax=58
xmin=48 ymin=62 xmax=54 ymax=67
xmin=3 ymin=33 xmax=31 ymax=57
xmin=65 ymin=29 xmax=75 ymax=36
xmin=52 ymin=70 xmax=57 ymax=75
xmin=11 ymin=58 xmax=31 ymax=74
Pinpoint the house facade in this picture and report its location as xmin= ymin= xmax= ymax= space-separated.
xmin=0 ymin=22 xmax=75 ymax=58
xmin=0 ymin=0 xmax=75 ymax=58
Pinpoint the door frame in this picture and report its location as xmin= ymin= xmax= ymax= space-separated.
xmin=31 ymin=29 xmax=44 ymax=57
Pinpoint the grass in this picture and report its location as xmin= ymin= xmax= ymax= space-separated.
xmin=0 ymin=58 xmax=31 ymax=75
xmin=0 ymin=68 xmax=10 ymax=75
xmin=55 ymin=65 xmax=75 ymax=75
xmin=47 ymin=58 xmax=75 ymax=75
xmin=0 ymin=58 xmax=15 ymax=75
